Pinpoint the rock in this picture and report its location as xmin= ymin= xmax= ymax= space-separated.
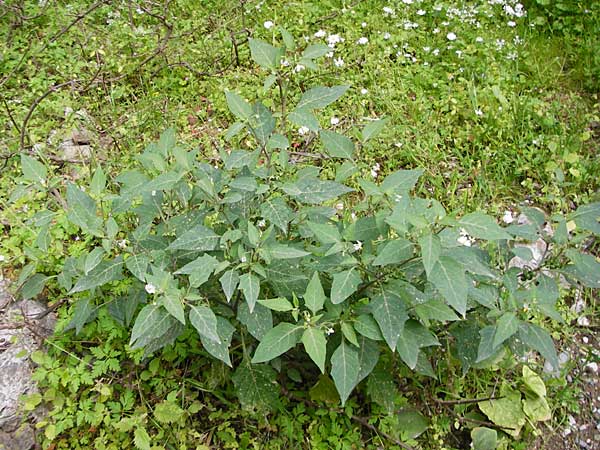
xmin=57 ymin=128 xmax=93 ymax=162
xmin=0 ymin=281 xmax=55 ymax=449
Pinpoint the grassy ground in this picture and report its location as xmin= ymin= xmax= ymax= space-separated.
xmin=0 ymin=1 xmax=598 ymax=449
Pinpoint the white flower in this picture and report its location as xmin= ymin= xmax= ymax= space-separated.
xmin=314 ymin=29 xmax=326 ymax=38
xmin=330 ymin=116 xmax=340 ymax=125
xmin=475 ymin=108 xmax=483 ymax=117
xmin=280 ymin=59 xmax=290 ymax=67
xmin=117 ymin=239 xmax=128 ymax=249
xmin=257 ymin=219 xmax=266 ymax=228
xmin=446 ymin=32 xmax=457 ymax=41
xmin=325 ymin=327 xmax=335 ymax=335
xmin=263 ymin=20 xmax=274 ymax=29
xmin=294 ymin=64 xmax=306 ymax=73
xmin=326 ymin=51 xmax=334 ymax=58
xmin=357 ymin=37 xmax=369 ymax=45
xmin=353 ymin=241 xmax=363 ymax=251
xmin=476 ymin=36 xmax=484 ymax=43
xmin=502 ymin=210 xmax=514 ymax=224
xmin=577 ymin=316 xmax=590 ymax=327
xmin=457 ymin=228 xmax=474 ymax=247
xmin=507 ymin=20 xmax=516 ymax=27
xmin=64 ymin=106 xmax=74 ymax=117
xmin=383 ymin=32 xmax=391 ymax=40
xmin=335 ymin=202 xmax=344 ymax=211
xmin=0 ymin=255 xmax=5 ymax=262
xmin=298 ymin=126 xmax=310 ymax=136
xmin=334 ymin=57 xmax=345 ymax=67
xmin=361 ymin=22 xmax=367 ymax=28
xmin=327 ymin=33 xmax=344 ymax=47
xmin=151 ymin=190 xmax=157 ymax=196
xmin=351 ymin=212 xmax=357 ymax=221
xmin=383 ymin=6 xmax=395 ymax=16
xmin=145 ymin=283 xmax=157 ymax=294
xmin=433 ymin=28 xmax=440 ymax=34
xmin=402 ymin=0 xmax=413 ymax=4
xmin=395 ymin=194 xmax=403 ymax=202
xmin=432 ymin=48 xmax=440 ymax=56
xmin=240 ymin=255 xmax=247 ymax=263
xmin=417 ymin=9 xmax=426 ymax=15
xmin=360 ymin=88 xmax=368 ymax=95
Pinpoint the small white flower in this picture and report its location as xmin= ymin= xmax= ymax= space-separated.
xmin=327 ymin=33 xmax=343 ymax=47
xmin=432 ymin=48 xmax=440 ymax=56
xmin=357 ymin=37 xmax=369 ymax=45
xmin=335 ymin=202 xmax=344 ymax=211
xmin=353 ymin=241 xmax=363 ymax=251
xmin=476 ymin=36 xmax=484 ymax=43
xmin=395 ymin=194 xmax=403 ymax=202
xmin=433 ymin=28 xmax=440 ymax=34
xmin=294 ymin=64 xmax=306 ymax=73
xmin=423 ymin=46 xmax=431 ymax=52
xmin=298 ymin=126 xmax=310 ymax=136
xmin=577 ymin=316 xmax=590 ymax=327
xmin=257 ymin=219 xmax=266 ymax=228
xmin=507 ymin=20 xmax=516 ymax=27
xmin=447 ymin=32 xmax=457 ymax=41
xmin=417 ymin=9 xmax=426 ymax=15
xmin=0 ymin=255 xmax=5 ymax=262
xmin=326 ymin=51 xmax=334 ymax=58
xmin=145 ymin=283 xmax=157 ymax=294
xmin=350 ymin=212 xmax=357 ymax=221
xmin=475 ymin=108 xmax=483 ymax=117
xmin=240 ymin=255 xmax=247 ymax=263
xmin=383 ymin=32 xmax=391 ymax=40
xmin=402 ymin=0 xmax=413 ymax=4
xmin=151 ymin=190 xmax=157 ymax=196
xmin=334 ymin=57 xmax=345 ymax=67
xmin=457 ymin=228 xmax=473 ymax=247
xmin=330 ymin=116 xmax=340 ymax=125
xmin=383 ymin=6 xmax=395 ymax=16
xmin=502 ymin=210 xmax=514 ymax=224
xmin=280 ymin=59 xmax=290 ymax=67
xmin=360 ymin=88 xmax=368 ymax=95
xmin=263 ymin=20 xmax=274 ymax=29
xmin=326 ymin=327 xmax=335 ymax=335
xmin=314 ymin=29 xmax=326 ymax=38
xmin=361 ymin=22 xmax=367 ymax=28
xmin=456 ymin=50 xmax=463 ymax=58
xmin=117 ymin=239 xmax=128 ymax=249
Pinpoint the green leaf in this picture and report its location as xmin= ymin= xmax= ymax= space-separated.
xmin=367 ymin=367 xmax=397 ymax=414
xmin=330 ymin=341 xmax=360 ymax=406
xmin=21 ymin=154 xmax=47 ymax=185
xmin=265 ymin=244 xmax=310 ymax=259
xmin=302 ymin=328 xmax=327 ymax=373
xmin=571 ymin=202 xmax=600 ymax=234
xmin=130 ymin=304 xmax=174 ymax=349
xmin=429 ymin=256 xmax=468 ymax=316
xmin=200 ymin=316 xmax=235 ymax=366
xmin=459 ymin=212 xmax=512 ymax=240
xmin=522 ymin=366 xmax=546 ymax=397
xmin=380 ymin=169 xmax=423 ymax=193
xmin=296 ymin=85 xmax=350 ymax=110
xmin=288 ymin=108 xmax=320 ymax=131
xmin=335 ymin=161 xmax=358 ymax=182
xmin=225 ymin=90 xmax=253 ymax=120
xmin=174 ymin=254 xmax=219 ymax=287
xmin=478 ymin=390 xmax=526 ymax=437
xmin=258 ymin=297 xmax=294 ymax=312
xmin=219 ymin=269 xmax=240 ymax=302
xmin=232 ymin=363 xmax=280 ymax=411
xmin=144 ymin=171 xmax=183 ymax=193
xmin=161 ymin=290 xmax=185 ymax=324
xmin=396 ymin=409 xmax=429 ymax=439
xmin=471 ymin=427 xmax=497 ymax=450
xmin=307 ymin=222 xmax=342 ymax=244
xmin=356 ymin=336 xmax=380 ymax=382
xmin=476 ymin=326 xmax=500 ymax=363
xmin=167 ymin=225 xmax=219 ymax=252
xmin=279 ymin=27 xmax=296 ymax=50
xmin=330 ymin=269 xmax=361 ymax=304
xmin=237 ymin=302 xmax=272 ymax=341
xmin=354 ymin=314 xmax=384 ymax=341
xmin=154 ymin=401 xmax=184 ymax=424
xmin=522 ymin=395 xmax=551 ymax=422
xmin=239 ymin=273 xmax=260 ymax=313
xmin=493 ymin=312 xmax=519 ymax=348
xmin=302 ymin=43 xmax=331 ymax=59
xmin=189 ymin=304 xmax=220 ymax=343
xmin=397 ymin=320 xmax=440 ymax=369
xmin=415 ymin=299 xmax=460 ymax=322
xmin=450 ymin=320 xmax=480 ymax=375
xmin=267 ymin=133 xmax=290 ymax=150
xmin=419 ymin=233 xmax=441 ymax=276
xmin=66 ymin=297 xmax=95 ymax=334
xmin=362 ymin=118 xmax=389 ymax=142
xmin=320 ymin=130 xmax=354 ymax=159
xmin=372 ymin=239 xmax=414 ymax=266
xmin=70 ymin=257 xmax=123 ymax=294
xmin=66 ymin=183 xmax=103 ymax=236
xmin=252 ymin=322 xmax=303 ymax=363
xmin=248 ymin=38 xmax=282 ymax=70
xmin=134 ymin=427 xmax=151 ymax=450
xmin=125 ymin=254 xmax=150 ymax=282
xmin=249 ymin=102 xmax=275 ymax=145
xmin=370 ymin=288 xmax=409 ymax=351
xmin=518 ymin=323 xmax=558 ymax=371
xmin=261 ymin=197 xmax=293 ymax=233
xmin=562 ymin=251 xmax=600 ymax=288
xmin=304 ymin=272 xmax=326 ymax=314
xmin=20 ymin=274 xmax=49 ymax=300
xmin=90 ymin=167 xmax=106 ymax=196
xmin=341 ymin=322 xmax=359 ymax=347
xmin=282 ymin=178 xmax=353 ymax=204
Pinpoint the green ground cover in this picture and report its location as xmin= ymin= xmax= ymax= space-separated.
xmin=0 ymin=1 xmax=598 ymax=449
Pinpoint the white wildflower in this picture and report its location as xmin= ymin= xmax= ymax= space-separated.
xmin=334 ymin=57 xmax=345 ymax=67
xmin=432 ymin=48 xmax=440 ymax=56
xmin=314 ymin=29 xmax=326 ymax=38
xmin=330 ymin=116 xmax=340 ymax=125
xmin=117 ymin=239 xmax=128 ymax=249
xmin=353 ymin=241 xmax=363 ymax=251
xmin=350 ymin=212 xmax=357 ymax=221
xmin=383 ymin=32 xmax=391 ymax=40
xmin=327 ymin=33 xmax=344 ymax=47
xmin=326 ymin=327 xmax=335 ymax=335
xmin=361 ymin=22 xmax=367 ymax=28
xmin=502 ymin=210 xmax=514 ymax=224
xmin=151 ymin=190 xmax=157 ymax=196
xmin=457 ymin=228 xmax=474 ymax=247
xmin=360 ymin=88 xmax=368 ymax=95
xmin=280 ymin=59 xmax=290 ymax=67
xmin=326 ymin=51 xmax=334 ymax=58
xmin=383 ymin=6 xmax=395 ymax=16
xmin=0 ymin=255 xmax=5 ymax=262
xmin=433 ymin=28 xmax=440 ymax=34
xmin=298 ymin=126 xmax=310 ymax=136
xmin=145 ymin=283 xmax=157 ymax=294
xmin=577 ymin=316 xmax=590 ymax=327
xmin=402 ymin=0 xmax=413 ymax=4
xmin=417 ymin=9 xmax=426 ymax=15
xmin=476 ymin=36 xmax=484 ymax=43
xmin=240 ymin=255 xmax=247 ymax=263
xmin=475 ymin=108 xmax=483 ymax=117
xmin=371 ymin=162 xmax=380 ymax=179
xmin=357 ymin=37 xmax=369 ymax=45
xmin=447 ymin=32 xmax=457 ymax=41
xmin=263 ymin=20 xmax=274 ymax=29
xmin=294 ymin=64 xmax=306 ymax=73
xmin=257 ymin=219 xmax=266 ymax=228
xmin=507 ymin=20 xmax=516 ymax=27
xmin=335 ymin=202 xmax=344 ymax=211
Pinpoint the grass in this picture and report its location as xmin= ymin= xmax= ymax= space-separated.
xmin=0 ymin=0 xmax=598 ymax=449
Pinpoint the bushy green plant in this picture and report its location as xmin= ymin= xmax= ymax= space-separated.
xmin=16 ymin=31 xmax=600 ymax=415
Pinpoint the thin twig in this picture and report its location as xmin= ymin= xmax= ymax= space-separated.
xmin=433 ymin=395 xmax=504 ymax=405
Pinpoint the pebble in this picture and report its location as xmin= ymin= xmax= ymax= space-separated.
xmin=583 ymin=336 xmax=589 ymax=344
xmin=585 ymin=362 xmax=598 ymax=374
xmin=577 ymin=316 xmax=591 ymax=327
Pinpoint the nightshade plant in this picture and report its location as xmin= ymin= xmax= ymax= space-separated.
xmin=16 ymin=31 xmax=600 ymax=411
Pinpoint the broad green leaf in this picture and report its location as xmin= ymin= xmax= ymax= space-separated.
xmin=571 ymin=202 xmax=600 ymax=234
xmin=478 ymin=390 xmax=526 ymax=437
xmin=380 ymin=169 xmax=423 ymax=193
xmin=154 ymin=401 xmax=184 ymax=424
xmin=471 ymin=427 xmax=497 ymax=450
xmin=225 ymin=90 xmax=253 ymax=120
xmin=225 ymin=121 xmax=245 ymax=141
xmin=302 ymin=327 xmax=327 ymax=373
xmin=189 ymin=304 xmax=220 ymax=343
xmin=370 ymin=288 xmax=408 ymax=351
xmin=562 ymin=250 xmax=600 ymax=288
xmin=419 ymin=233 xmax=441 ymax=276
xmin=307 ymin=221 xmax=342 ymax=244
xmin=143 ymin=171 xmax=183 ymax=193
xmin=232 ymin=363 xmax=280 ymax=411
xmin=522 ymin=395 xmax=551 ymax=422
xmin=125 ymin=254 xmax=150 ymax=281
xmin=279 ymin=27 xmax=296 ymax=50
xmin=518 ymin=323 xmax=558 ymax=371
xmin=174 ymin=254 xmax=219 ymax=287
xmin=282 ymin=178 xmax=353 ymax=204
xmin=260 ymin=197 xmax=293 ymax=233
xmin=330 ymin=269 xmax=361 ymax=304
xmin=130 ymin=304 xmax=173 ymax=349
xmin=493 ymin=312 xmax=519 ymax=348
xmin=362 ymin=118 xmax=389 ymax=142
xmin=201 ymin=316 xmax=235 ymax=366
xmin=450 ymin=320 xmax=481 ymax=375
xmin=367 ymin=367 xmax=397 ymax=414
xmin=231 ymin=176 xmax=258 ymax=192
xmin=66 ymin=297 xmax=95 ymax=334
xmin=239 ymin=273 xmax=260 ymax=313
xmin=397 ymin=320 xmax=440 ymax=369
xmin=320 ymin=130 xmax=354 ymax=159
xmin=84 ymin=247 xmax=105 ymax=275
xmin=459 ymin=212 xmax=511 ymax=240
xmin=356 ymin=336 xmax=380 ymax=382
xmin=252 ymin=323 xmax=303 ymax=363
xmin=304 ymin=272 xmax=326 ymax=314
xmin=335 ymin=161 xmax=358 ymax=182
xmin=134 ymin=427 xmax=151 ymax=450
xmin=372 ymin=239 xmax=414 ymax=266
xmin=267 ymin=133 xmax=290 ymax=150
xmin=161 ymin=290 xmax=185 ymax=324
xmin=354 ymin=314 xmax=384 ymax=341
xmin=341 ymin=322 xmax=359 ymax=347
xmin=248 ymin=38 xmax=282 ymax=70
xmin=66 ymin=183 xmax=103 ymax=236
xmin=396 ymin=409 xmax=429 ymax=439
xmin=21 ymin=154 xmax=47 ymax=185
xmin=288 ymin=108 xmax=320 ymax=131
xmin=415 ymin=299 xmax=459 ymax=322
xmin=296 ymin=85 xmax=349 ymax=110
xmin=237 ymin=302 xmax=272 ymax=341
xmin=476 ymin=326 xmax=500 ymax=363
xmin=70 ymin=257 xmax=123 ymax=294
xmin=330 ymin=341 xmax=360 ymax=406
xmin=167 ymin=225 xmax=219 ymax=252
xmin=522 ymin=366 xmax=546 ymax=398
xmin=429 ymin=256 xmax=468 ymax=316
xmin=224 ymin=149 xmax=259 ymax=170
xmin=257 ymin=297 xmax=294 ymax=312
xmin=249 ymin=102 xmax=275 ymax=145
xmin=265 ymin=244 xmax=310 ymax=259
xmin=302 ymin=44 xmax=331 ymax=59
xmin=90 ymin=167 xmax=106 ymax=196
